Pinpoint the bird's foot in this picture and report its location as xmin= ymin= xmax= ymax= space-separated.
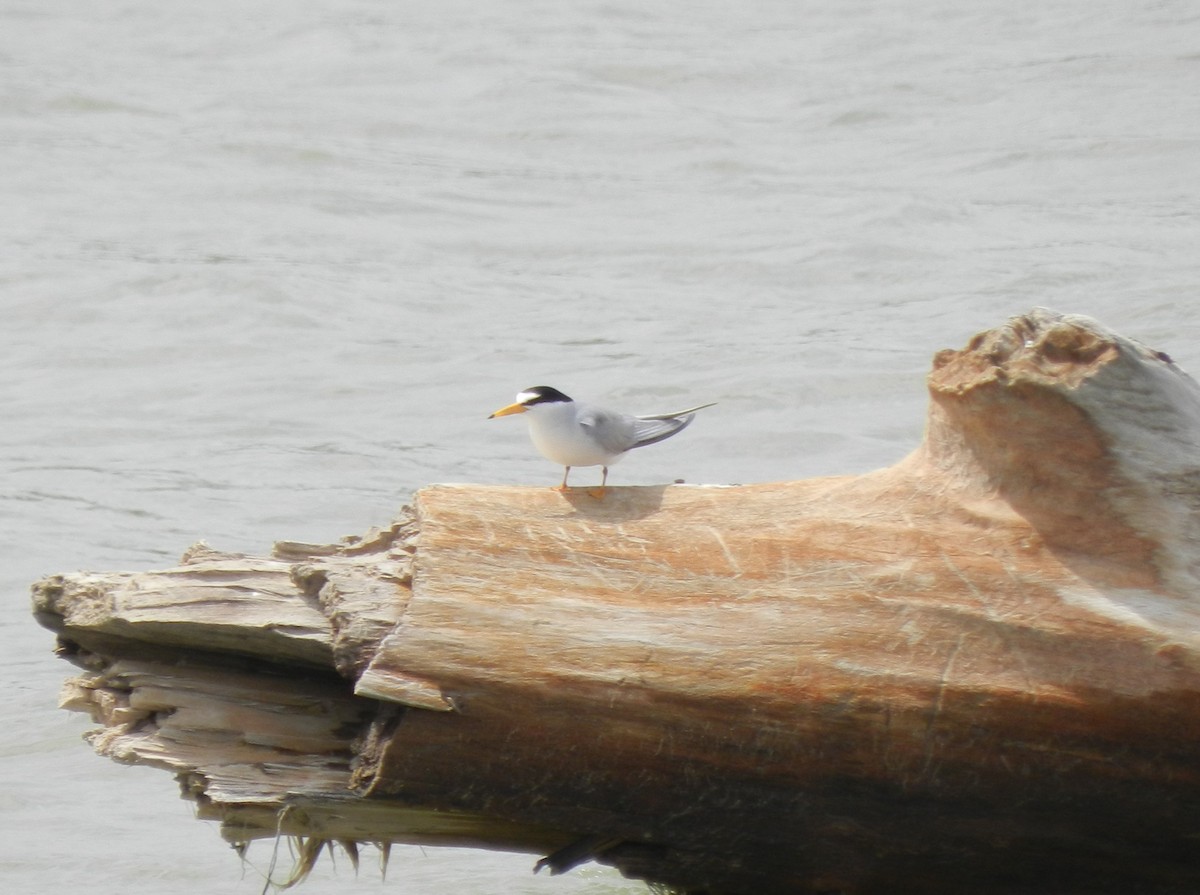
xmin=552 ymin=484 xmax=570 ymax=493
xmin=587 ymin=487 xmax=607 ymax=500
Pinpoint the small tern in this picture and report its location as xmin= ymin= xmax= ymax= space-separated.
xmin=488 ymin=386 xmax=716 ymax=497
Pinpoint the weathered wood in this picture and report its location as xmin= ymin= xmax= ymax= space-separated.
xmin=33 ymin=525 xmax=575 ymax=874
xmin=31 ymin=309 xmax=1200 ymax=894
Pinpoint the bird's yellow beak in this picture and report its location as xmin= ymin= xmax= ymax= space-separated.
xmin=488 ymin=401 xmax=528 ymax=419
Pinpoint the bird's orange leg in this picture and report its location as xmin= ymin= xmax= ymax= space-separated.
xmin=588 ymin=466 xmax=609 ymax=500
xmin=554 ymin=467 xmax=571 ymax=492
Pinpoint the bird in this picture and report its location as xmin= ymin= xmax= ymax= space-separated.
xmin=488 ymin=385 xmax=716 ymax=498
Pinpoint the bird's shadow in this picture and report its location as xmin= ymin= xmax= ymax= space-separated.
xmin=554 ymin=484 xmax=670 ymax=523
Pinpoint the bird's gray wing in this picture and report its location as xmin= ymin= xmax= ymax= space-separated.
xmin=577 ymin=407 xmax=639 ymax=454
xmin=629 ymin=413 xmax=695 ymax=448
xmin=629 ymin=401 xmax=717 ymax=449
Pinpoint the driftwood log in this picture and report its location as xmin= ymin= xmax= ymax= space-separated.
xmin=32 ymin=308 xmax=1200 ymax=895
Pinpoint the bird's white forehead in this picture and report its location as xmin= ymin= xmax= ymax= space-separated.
xmin=516 ymin=389 xmax=541 ymax=404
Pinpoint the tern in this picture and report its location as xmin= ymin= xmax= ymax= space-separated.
xmin=488 ymin=386 xmax=716 ymax=497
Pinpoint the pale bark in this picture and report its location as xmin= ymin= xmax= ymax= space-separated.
xmin=32 ymin=309 xmax=1200 ymax=894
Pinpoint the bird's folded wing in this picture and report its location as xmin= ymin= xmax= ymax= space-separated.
xmin=629 ymin=401 xmax=716 ymax=449
xmin=577 ymin=408 xmax=639 ymax=454
xmin=630 ymin=415 xmax=693 ymax=448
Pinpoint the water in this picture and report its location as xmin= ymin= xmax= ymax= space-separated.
xmin=3 ymin=1 xmax=1199 ymax=892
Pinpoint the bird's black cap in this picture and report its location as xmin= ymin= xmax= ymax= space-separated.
xmin=518 ymin=386 xmax=573 ymax=405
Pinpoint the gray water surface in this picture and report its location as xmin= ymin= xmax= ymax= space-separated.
xmin=4 ymin=2 xmax=1200 ymax=893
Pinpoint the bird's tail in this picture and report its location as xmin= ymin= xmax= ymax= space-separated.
xmin=635 ymin=401 xmax=717 ymax=421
